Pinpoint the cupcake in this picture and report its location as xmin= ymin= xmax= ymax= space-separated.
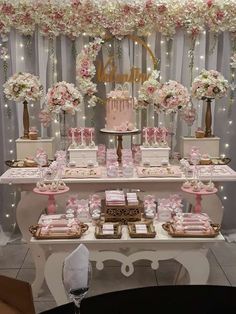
xmin=200 ymin=154 xmax=211 ymax=165
xmin=29 ymin=127 xmax=38 ymax=140
xmin=195 ymin=127 xmax=205 ymax=138
xmin=182 ymin=181 xmax=191 ymax=189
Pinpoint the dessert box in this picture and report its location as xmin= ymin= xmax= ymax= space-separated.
xmin=128 ymin=221 xmax=156 ymax=238
xmin=95 ymin=222 xmax=122 ymax=239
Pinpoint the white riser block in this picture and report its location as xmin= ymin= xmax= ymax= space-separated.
xmin=141 ymin=146 xmax=170 ymax=166
xmin=16 ymin=137 xmax=56 ymax=160
xmin=180 ymin=137 xmax=220 ymax=158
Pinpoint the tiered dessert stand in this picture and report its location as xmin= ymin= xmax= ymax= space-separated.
xmin=181 ymin=186 xmax=218 ymax=213
xmin=33 ymin=187 xmax=70 ymax=214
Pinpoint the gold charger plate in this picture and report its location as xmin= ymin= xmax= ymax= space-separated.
xmin=29 ymin=223 xmax=88 ymax=239
xmin=128 ymin=221 xmax=156 ymax=238
xmin=95 ymin=222 xmax=122 ymax=239
xmin=162 ymin=222 xmax=220 ymax=238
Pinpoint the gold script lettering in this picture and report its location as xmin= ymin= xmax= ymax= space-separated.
xmin=96 ymin=57 xmax=150 ymax=84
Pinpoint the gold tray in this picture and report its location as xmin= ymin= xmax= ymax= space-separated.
xmin=162 ymin=222 xmax=220 ymax=238
xmin=5 ymin=160 xmax=52 ymax=168
xmin=29 ymin=223 xmax=89 ymax=239
xmin=95 ymin=223 xmax=122 ymax=239
xmin=128 ymin=221 xmax=156 ymax=238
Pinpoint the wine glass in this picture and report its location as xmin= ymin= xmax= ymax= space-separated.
xmin=63 ymin=261 xmax=92 ymax=314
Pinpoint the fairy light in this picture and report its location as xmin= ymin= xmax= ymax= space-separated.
xmin=160 ymin=40 xmax=164 ymax=44
xmin=225 ymin=143 xmax=229 ymax=148
xmin=196 ymin=41 xmax=200 ymax=45
xmin=195 ymin=67 xmax=199 ymax=71
xmin=9 ymin=139 xmax=12 ymax=143
xmin=5 ymin=214 xmax=10 ymax=218
xmin=147 ymin=67 xmax=151 ymax=72
xmin=82 ymin=115 xmax=86 ymax=120
xmin=21 ymin=56 xmax=24 ymax=61
xmin=229 ymin=120 xmax=233 ymax=125
xmin=135 ymin=41 xmax=138 ymax=45
xmin=220 ymin=186 xmax=224 ymax=191
xmin=11 ymin=203 xmax=15 ymax=208
xmin=82 ymin=32 xmax=87 ymax=36
xmin=200 ymin=55 xmax=204 ymax=59
xmin=223 ymin=196 xmax=227 ymax=200
xmin=4 ymin=103 xmax=8 ymax=108
xmin=147 ymin=43 xmax=150 ymax=47
xmin=30 ymin=103 xmax=34 ymax=108
xmin=152 ymin=115 xmax=155 ymax=119
xmin=19 ymin=42 xmax=24 ymax=48
xmin=109 ymin=138 xmax=113 ymax=143
xmin=9 ymin=150 xmax=13 ymax=154
xmin=55 ymin=131 xmax=60 ymax=137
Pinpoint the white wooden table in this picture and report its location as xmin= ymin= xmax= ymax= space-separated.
xmin=30 ymin=223 xmax=224 ymax=305
xmin=0 ymin=165 xmax=236 ymax=302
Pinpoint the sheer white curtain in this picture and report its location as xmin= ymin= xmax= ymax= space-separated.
xmin=0 ymin=30 xmax=235 ymax=231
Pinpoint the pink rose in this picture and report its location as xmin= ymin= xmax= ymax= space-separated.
xmin=157 ymin=4 xmax=167 ymax=14
xmin=147 ymin=86 xmax=155 ymax=94
xmin=206 ymin=0 xmax=213 ymax=8
xmin=216 ymin=11 xmax=224 ymax=21
xmin=80 ymin=68 xmax=89 ymax=77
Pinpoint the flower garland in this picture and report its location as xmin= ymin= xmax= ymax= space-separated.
xmin=136 ymin=70 xmax=161 ymax=109
xmin=155 ymin=80 xmax=190 ymax=113
xmin=3 ymin=72 xmax=43 ymax=102
xmin=76 ymin=37 xmax=103 ymax=106
xmin=191 ymin=69 xmax=229 ymax=100
xmin=0 ymin=1 xmax=236 ymax=39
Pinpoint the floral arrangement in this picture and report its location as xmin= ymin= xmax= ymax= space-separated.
xmin=76 ymin=37 xmax=103 ymax=105
xmin=136 ymin=70 xmax=161 ymax=109
xmin=230 ymin=52 xmax=236 ymax=68
xmin=43 ymin=81 xmax=83 ymax=115
xmin=191 ymin=69 xmax=229 ymax=99
xmin=181 ymin=106 xmax=197 ymax=126
xmin=0 ymin=1 xmax=236 ymax=38
xmin=155 ymin=80 xmax=190 ymax=113
xmin=3 ymin=72 xmax=43 ymax=102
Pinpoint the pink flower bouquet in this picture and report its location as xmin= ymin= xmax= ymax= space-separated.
xmin=3 ymin=72 xmax=43 ymax=102
xmin=44 ymin=81 xmax=82 ymax=115
xmin=137 ymin=70 xmax=161 ymax=109
xmin=155 ymin=80 xmax=190 ymax=113
xmin=191 ymin=69 xmax=229 ymax=100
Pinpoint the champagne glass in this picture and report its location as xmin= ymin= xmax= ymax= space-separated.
xmin=63 ymin=261 xmax=92 ymax=313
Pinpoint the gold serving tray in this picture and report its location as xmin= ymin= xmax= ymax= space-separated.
xmin=162 ymin=222 xmax=220 ymax=238
xmin=5 ymin=160 xmax=52 ymax=168
xmin=29 ymin=223 xmax=88 ymax=240
xmin=128 ymin=221 xmax=156 ymax=238
xmin=95 ymin=223 xmax=122 ymax=239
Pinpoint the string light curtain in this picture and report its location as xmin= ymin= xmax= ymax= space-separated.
xmin=0 ymin=27 xmax=235 ymax=232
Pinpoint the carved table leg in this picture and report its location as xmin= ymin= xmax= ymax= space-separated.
xmin=175 ymin=249 xmax=209 ymax=284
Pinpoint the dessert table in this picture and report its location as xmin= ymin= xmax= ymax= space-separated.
xmin=1 ymin=164 xmax=236 ymax=302
xmin=31 ymin=222 xmax=224 ymax=306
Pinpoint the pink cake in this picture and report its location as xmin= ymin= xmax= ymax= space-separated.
xmin=105 ymin=89 xmax=136 ymax=131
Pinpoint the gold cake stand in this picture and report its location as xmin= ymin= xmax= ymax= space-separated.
xmin=100 ymin=128 xmax=141 ymax=163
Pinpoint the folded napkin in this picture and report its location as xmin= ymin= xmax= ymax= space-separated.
xmin=63 ymin=244 xmax=90 ymax=292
